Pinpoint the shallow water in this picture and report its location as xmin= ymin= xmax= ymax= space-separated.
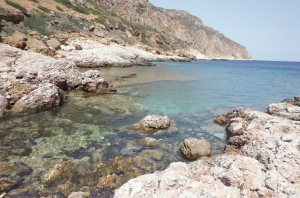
xmin=1 ymin=60 xmax=300 ymax=196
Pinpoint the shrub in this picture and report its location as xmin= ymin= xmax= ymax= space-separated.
xmin=24 ymin=14 xmax=49 ymax=35
xmin=38 ymin=5 xmax=51 ymax=13
xmin=55 ymin=0 xmax=89 ymax=14
xmin=118 ymin=22 xmax=126 ymax=32
xmin=56 ymin=6 xmax=63 ymax=11
xmin=141 ymin=34 xmax=152 ymax=47
xmin=5 ymin=0 xmax=27 ymax=13
xmin=158 ymin=44 xmax=170 ymax=51
xmin=0 ymin=7 xmax=5 ymax=12
xmin=29 ymin=0 xmax=39 ymax=3
xmin=2 ymin=27 xmax=15 ymax=36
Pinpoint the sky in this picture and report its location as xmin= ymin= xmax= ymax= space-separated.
xmin=148 ymin=0 xmax=300 ymax=62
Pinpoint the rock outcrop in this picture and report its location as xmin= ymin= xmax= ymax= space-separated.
xmin=133 ymin=115 xmax=171 ymax=133
xmin=180 ymin=138 xmax=211 ymax=160
xmin=0 ymin=44 xmax=114 ymax=114
xmin=115 ymin=97 xmax=300 ymax=198
xmin=0 ymin=95 xmax=9 ymax=119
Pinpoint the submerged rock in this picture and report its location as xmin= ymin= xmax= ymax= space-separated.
xmin=143 ymin=137 xmax=159 ymax=147
xmin=134 ymin=150 xmax=164 ymax=172
xmin=133 ymin=115 xmax=171 ymax=133
xmin=180 ymin=138 xmax=211 ymax=160
xmin=12 ymin=83 xmax=62 ymax=113
xmin=42 ymin=161 xmax=76 ymax=188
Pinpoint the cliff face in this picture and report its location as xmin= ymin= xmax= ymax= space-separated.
xmin=94 ymin=0 xmax=252 ymax=59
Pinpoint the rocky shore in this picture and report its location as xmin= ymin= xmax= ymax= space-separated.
xmin=114 ymin=97 xmax=300 ymax=198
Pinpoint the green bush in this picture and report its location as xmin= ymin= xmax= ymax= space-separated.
xmin=158 ymin=44 xmax=170 ymax=51
xmin=55 ymin=0 xmax=89 ymax=14
xmin=0 ymin=7 xmax=5 ymax=12
xmin=56 ymin=6 xmax=63 ymax=11
xmin=24 ymin=14 xmax=49 ymax=35
xmin=118 ymin=22 xmax=126 ymax=32
xmin=29 ymin=0 xmax=39 ymax=3
xmin=95 ymin=17 xmax=105 ymax=25
xmin=2 ymin=27 xmax=15 ymax=36
xmin=141 ymin=34 xmax=152 ymax=47
xmin=5 ymin=0 xmax=27 ymax=13
xmin=38 ymin=5 xmax=51 ymax=13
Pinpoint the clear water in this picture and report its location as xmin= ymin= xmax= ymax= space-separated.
xmin=1 ymin=60 xmax=300 ymax=196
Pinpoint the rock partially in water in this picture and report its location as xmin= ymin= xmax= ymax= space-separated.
xmin=12 ymin=83 xmax=62 ymax=113
xmin=67 ymin=192 xmax=85 ymax=198
xmin=143 ymin=137 xmax=159 ymax=147
xmin=133 ymin=115 xmax=171 ymax=133
xmin=42 ymin=161 xmax=76 ymax=188
xmin=80 ymin=70 xmax=116 ymax=93
xmin=180 ymin=138 xmax=211 ymax=160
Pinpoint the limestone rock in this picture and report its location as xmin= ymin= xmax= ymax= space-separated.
xmin=134 ymin=150 xmax=164 ymax=171
xmin=143 ymin=137 xmax=159 ymax=147
xmin=42 ymin=161 xmax=76 ymax=187
xmin=180 ymin=138 xmax=211 ymax=160
xmin=47 ymin=38 xmax=61 ymax=50
xmin=26 ymin=37 xmax=47 ymax=52
xmin=80 ymin=70 xmax=115 ymax=92
xmin=67 ymin=192 xmax=85 ymax=198
xmin=268 ymin=102 xmax=300 ymax=120
xmin=134 ymin=115 xmax=171 ymax=132
xmin=8 ymin=31 xmax=27 ymax=49
xmin=51 ymin=33 xmax=68 ymax=45
xmin=12 ymin=83 xmax=62 ymax=113
xmin=89 ymin=25 xmax=96 ymax=32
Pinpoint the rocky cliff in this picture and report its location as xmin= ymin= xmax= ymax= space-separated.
xmin=94 ymin=0 xmax=252 ymax=59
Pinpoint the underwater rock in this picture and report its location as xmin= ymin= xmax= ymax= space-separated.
xmin=42 ymin=161 xmax=76 ymax=188
xmin=180 ymin=138 xmax=211 ymax=160
xmin=12 ymin=83 xmax=62 ymax=113
xmin=0 ymin=161 xmax=32 ymax=193
xmin=134 ymin=150 xmax=164 ymax=172
xmin=126 ymin=139 xmax=144 ymax=151
xmin=143 ymin=137 xmax=159 ymax=147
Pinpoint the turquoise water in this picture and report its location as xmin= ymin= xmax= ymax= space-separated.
xmin=1 ymin=60 xmax=300 ymax=197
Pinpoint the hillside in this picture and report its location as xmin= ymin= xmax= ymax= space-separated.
xmin=0 ymin=0 xmax=252 ymax=60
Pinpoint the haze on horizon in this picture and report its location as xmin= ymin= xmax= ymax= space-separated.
xmin=149 ymin=0 xmax=300 ymax=62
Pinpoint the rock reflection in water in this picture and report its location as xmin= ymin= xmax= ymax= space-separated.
xmin=0 ymin=91 xmax=226 ymax=197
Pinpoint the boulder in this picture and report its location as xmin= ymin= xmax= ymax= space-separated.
xmin=52 ymin=33 xmax=68 ymax=45
xmin=26 ymin=37 xmax=47 ymax=52
xmin=12 ymin=83 xmax=62 ymax=113
xmin=8 ymin=31 xmax=27 ymax=49
xmin=94 ymin=29 xmax=105 ymax=38
xmin=47 ymin=38 xmax=61 ymax=50
xmin=42 ymin=161 xmax=76 ymax=187
xmin=80 ymin=70 xmax=115 ymax=92
xmin=133 ymin=115 xmax=171 ymax=132
xmin=143 ymin=137 xmax=159 ymax=147
xmin=74 ymin=44 xmax=82 ymax=50
xmin=180 ymin=138 xmax=211 ymax=160
xmin=67 ymin=192 xmax=85 ymax=198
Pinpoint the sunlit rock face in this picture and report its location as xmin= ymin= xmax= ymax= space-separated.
xmin=94 ymin=0 xmax=252 ymax=60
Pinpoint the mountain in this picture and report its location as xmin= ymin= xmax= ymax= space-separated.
xmin=94 ymin=0 xmax=252 ymax=59
xmin=0 ymin=0 xmax=251 ymax=60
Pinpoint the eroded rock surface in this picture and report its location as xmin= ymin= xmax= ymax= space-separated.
xmin=133 ymin=115 xmax=171 ymax=133
xmin=143 ymin=137 xmax=159 ymax=147
xmin=180 ymin=138 xmax=211 ymax=160
xmin=12 ymin=83 xmax=62 ymax=113
xmin=115 ymin=99 xmax=300 ymax=198
xmin=0 ymin=44 xmax=114 ymax=114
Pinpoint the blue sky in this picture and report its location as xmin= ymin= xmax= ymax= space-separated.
xmin=149 ymin=0 xmax=300 ymax=62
